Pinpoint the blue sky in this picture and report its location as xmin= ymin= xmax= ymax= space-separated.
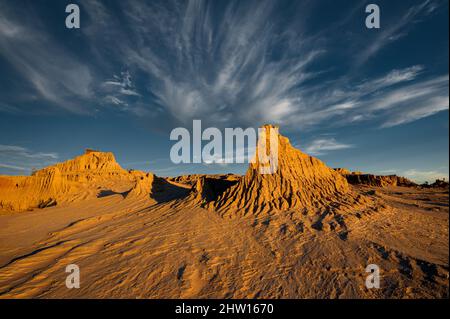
xmin=0 ymin=0 xmax=448 ymax=182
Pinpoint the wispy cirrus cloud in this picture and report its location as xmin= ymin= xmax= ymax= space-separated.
xmin=0 ymin=144 xmax=58 ymax=174
xmin=275 ymin=67 xmax=448 ymax=130
xmin=102 ymin=71 xmax=140 ymax=97
xmin=0 ymin=145 xmax=58 ymax=159
xmin=355 ymin=0 xmax=441 ymax=66
xmin=79 ymin=0 xmax=447 ymax=131
xmin=0 ymin=2 xmax=94 ymax=113
xmin=149 ymin=2 xmax=320 ymax=126
xmin=303 ymin=138 xmax=354 ymax=156
xmin=0 ymin=163 xmax=27 ymax=171
xmin=378 ymin=78 xmax=449 ymax=127
xmin=101 ymin=71 xmax=142 ymax=109
xmin=79 ymin=0 xmax=327 ymax=127
xmin=0 ymin=102 xmax=21 ymax=114
xmin=402 ymin=168 xmax=449 ymax=183
xmin=0 ymin=0 xmax=447 ymax=133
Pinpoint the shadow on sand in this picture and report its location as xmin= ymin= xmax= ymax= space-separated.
xmin=150 ymin=177 xmax=190 ymax=203
xmin=97 ymin=189 xmax=131 ymax=199
xmin=97 ymin=177 xmax=190 ymax=203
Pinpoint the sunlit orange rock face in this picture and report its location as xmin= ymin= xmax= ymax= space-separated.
xmin=214 ymin=125 xmax=353 ymax=216
xmin=0 ymin=150 xmax=144 ymax=211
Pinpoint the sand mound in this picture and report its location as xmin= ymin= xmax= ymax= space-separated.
xmin=214 ymin=125 xmax=352 ymax=216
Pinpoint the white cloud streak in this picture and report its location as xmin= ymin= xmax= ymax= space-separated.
xmin=0 ymin=144 xmax=58 ymax=174
xmin=303 ymin=138 xmax=354 ymax=156
xmin=95 ymin=0 xmax=445 ymax=130
xmin=282 ymin=67 xmax=448 ymax=129
xmin=80 ymin=0 xmax=326 ymax=127
xmin=402 ymin=169 xmax=449 ymax=183
xmin=0 ymin=163 xmax=27 ymax=171
xmin=0 ymin=0 xmax=447 ymax=132
xmin=356 ymin=0 xmax=439 ymax=66
xmin=0 ymin=4 xmax=94 ymax=113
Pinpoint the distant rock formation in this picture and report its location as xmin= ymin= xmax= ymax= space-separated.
xmin=421 ymin=179 xmax=449 ymax=189
xmin=334 ymin=169 xmax=417 ymax=187
xmin=0 ymin=151 xmax=155 ymax=212
xmin=213 ymin=125 xmax=352 ymax=216
xmin=334 ymin=168 xmax=351 ymax=175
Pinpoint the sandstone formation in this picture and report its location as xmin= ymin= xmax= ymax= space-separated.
xmin=334 ymin=169 xmax=417 ymax=187
xmin=421 ymin=178 xmax=449 ymax=189
xmin=0 ymin=128 xmax=447 ymax=299
xmin=213 ymin=125 xmax=352 ymax=216
xmin=0 ymin=150 xmax=157 ymax=212
xmin=334 ymin=168 xmax=351 ymax=175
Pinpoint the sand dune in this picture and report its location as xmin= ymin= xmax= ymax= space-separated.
xmin=0 ymin=127 xmax=448 ymax=298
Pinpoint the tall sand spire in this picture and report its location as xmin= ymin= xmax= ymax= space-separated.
xmin=214 ymin=125 xmax=351 ymax=216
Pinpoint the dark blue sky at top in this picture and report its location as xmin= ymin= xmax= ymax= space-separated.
xmin=0 ymin=0 xmax=448 ymax=182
